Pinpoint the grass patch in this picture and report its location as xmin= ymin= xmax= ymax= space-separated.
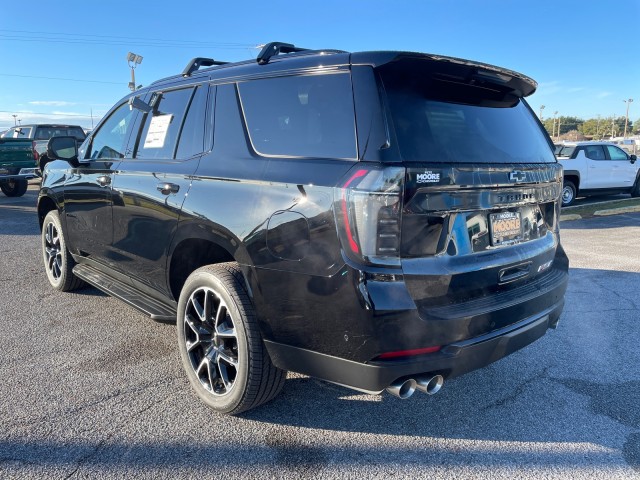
xmin=562 ymin=197 xmax=640 ymax=218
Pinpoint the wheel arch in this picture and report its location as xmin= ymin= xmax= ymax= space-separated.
xmin=563 ymin=170 xmax=580 ymax=193
xmin=37 ymin=194 xmax=59 ymax=229
xmin=167 ymin=222 xmax=252 ymax=302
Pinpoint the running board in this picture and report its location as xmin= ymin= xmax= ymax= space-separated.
xmin=73 ymin=264 xmax=177 ymax=322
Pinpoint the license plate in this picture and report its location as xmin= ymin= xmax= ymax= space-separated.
xmin=490 ymin=211 xmax=522 ymax=246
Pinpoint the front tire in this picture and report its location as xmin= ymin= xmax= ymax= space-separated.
xmin=561 ymin=181 xmax=576 ymax=207
xmin=177 ymin=263 xmax=285 ymax=415
xmin=1 ymin=179 xmax=28 ymax=197
xmin=41 ymin=210 xmax=85 ymax=291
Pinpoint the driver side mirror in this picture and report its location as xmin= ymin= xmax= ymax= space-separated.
xmin=47 ymin=136 xmax=79 ymax=167
xmin=630 ymin=154 xmax=637 ymax=164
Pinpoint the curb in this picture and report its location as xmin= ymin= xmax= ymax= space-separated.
xmin=593 ymin=205 xmax=640 ymax=216
xmin=560 ymin=214 xmax=582 ymax=221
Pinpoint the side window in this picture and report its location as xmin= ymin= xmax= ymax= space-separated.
xmin=606 ymin=145 xmax=629 ymax=161
xmin=136 ymin=87 xmax=193 ymax=159
xmin=584 ymin=145 xmax=606 ymax=160
xmin=175 ymin=85 xmax=209 ymax=159
xmin=90 ymin=102 xmax=136 ymax=159
xmin=237 ymin=73 xmax=357 ymax=159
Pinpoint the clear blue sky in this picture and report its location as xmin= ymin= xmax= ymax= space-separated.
xmin=1 ymin=0 xmax=638 ymax=131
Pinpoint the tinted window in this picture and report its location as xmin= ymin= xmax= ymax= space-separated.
xmin=380 ymin=68 xmax=555 ymax=164
xmin=606 ymin=145 xmax=629 ymax=160
xmin=176 ymin=85 xmax=208 ymax=159
xmin=68 ymin=127 xmax=86 ymax=140
xmin=89 ymin=102 xmax=136 ymax=159
xmin=35 ymin=127 xmax=85 ymax=140
xmin=584 ymin=145 xmax=606 ymax=160
xmin=238 ymin=73 xmax=357 ymax=159
xmin=136 ymin=87 xmax=193 ymax=159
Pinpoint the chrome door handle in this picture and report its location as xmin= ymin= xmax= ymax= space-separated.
xmin=157 ymin=182 xmax=180 ymax=195
xmin=96 ymin=175 xmax=111 ymax=186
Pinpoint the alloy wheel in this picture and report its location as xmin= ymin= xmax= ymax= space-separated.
xmin=44 ymin=221 xmax=63 ymax=280
xmin=183 ymin=287 xmax=239 ymax=396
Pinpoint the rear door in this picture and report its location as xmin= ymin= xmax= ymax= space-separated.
xmin=110 ymin=83 xmax=211 ymax=296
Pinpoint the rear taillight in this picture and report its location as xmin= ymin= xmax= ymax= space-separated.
xmin=334 ymin=165 xmax=405 ymax=267
xmin=32 ymin=141 xmax=39 ymax=161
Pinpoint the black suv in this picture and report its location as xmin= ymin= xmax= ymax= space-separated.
xmin=39 ymin=42 xmax=568 ymax=414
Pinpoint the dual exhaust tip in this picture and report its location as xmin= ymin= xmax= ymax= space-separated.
xmin=386 ymin=375 xmax=444 ymax=399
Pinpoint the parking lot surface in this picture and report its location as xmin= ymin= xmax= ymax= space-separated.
xmin=1 ymin=186 xmax=639 ymax=479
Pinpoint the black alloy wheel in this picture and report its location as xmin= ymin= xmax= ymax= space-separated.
xmin=0 ymin=179 xmax=28 ymax=197
xmin=177 ymin=263 xmax=285 ymax=414
xmin=41 ymin=210 xmax=84 ymax=291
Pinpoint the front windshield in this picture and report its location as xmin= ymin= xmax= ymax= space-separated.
xmin=557 ymin=146 xmax=576 ymax=158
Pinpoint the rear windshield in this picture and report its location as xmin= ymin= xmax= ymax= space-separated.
xmin=379 ymin=67 xmax=555 ymax=164
xmin=35 ymin=127 xmax=86 ymax=141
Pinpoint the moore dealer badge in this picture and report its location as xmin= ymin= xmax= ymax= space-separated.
xmin=416 ymin=170 xmax=441 ymax=184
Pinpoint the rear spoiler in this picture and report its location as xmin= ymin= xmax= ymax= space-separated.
xmin=351 ymin=51 xmax=537 ymax=98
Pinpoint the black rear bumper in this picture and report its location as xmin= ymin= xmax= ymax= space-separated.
xmin=264 ymin=297 xmax=564 ymax=393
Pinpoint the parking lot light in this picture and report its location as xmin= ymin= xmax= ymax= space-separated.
xmin=127 ymin=52 xmax=143 ymax=92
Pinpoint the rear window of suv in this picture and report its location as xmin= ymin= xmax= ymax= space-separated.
xmin=379 ymin=64 xmax=555 ymax=164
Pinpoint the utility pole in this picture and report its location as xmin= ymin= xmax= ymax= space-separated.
xmin=624 ymin=98 xmax=633 ymax=138
xmin=553 ymin=111 xmax=558 ymax=139
xmin=11 ymin=114 xmax=17 ymax=126
xmin=539 ymin=105 xmax=545 ymax=121
xmin=596 ymin=115 xmax=601 ymax=139
xmin=127 ymin=52 xmax=143 ymax=91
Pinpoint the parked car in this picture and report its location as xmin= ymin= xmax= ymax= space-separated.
xmin=1 ymin=124 xmax=86 ymax=172
xmin=557 ymin=141 xmax=640 ymax=206
xmin=39 ymin=42 xmax=568 ymax=414
xmin=0 ymin=137 xmax=37 ymax=197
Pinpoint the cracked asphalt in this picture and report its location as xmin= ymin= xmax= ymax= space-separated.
xmin=1 ymin=186 xmax=639 ymax=479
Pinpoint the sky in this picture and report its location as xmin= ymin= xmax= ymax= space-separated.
xmin=1 ymin=0 xmax=638 ymax=131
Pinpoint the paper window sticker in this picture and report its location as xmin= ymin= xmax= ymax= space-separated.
xmin=143 ymin=114 xmax=173 ymax=149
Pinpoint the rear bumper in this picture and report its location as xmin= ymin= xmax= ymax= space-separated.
xmin=265 ymin=297 xmax=564 ymax=393
xmin=0 ymin=167 xmax=37 ymax=180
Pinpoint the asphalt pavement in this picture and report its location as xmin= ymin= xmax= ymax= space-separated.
xmin=1 ymin=185 xmax=639 ymax=479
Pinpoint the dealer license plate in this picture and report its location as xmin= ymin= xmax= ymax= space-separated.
xmin=489 ymin=211 xmax=522 ymax=246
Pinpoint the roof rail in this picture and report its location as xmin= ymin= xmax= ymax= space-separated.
xmin=182 ymin=57 xmax=229 ymax=77
xmin=256 ymin=42 xmax=309 ymax=65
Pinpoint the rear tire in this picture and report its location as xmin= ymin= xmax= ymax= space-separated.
xmin=177 ymin=262 xmax=285 ymax=415
xmin=561 ymin=181 xmax=576 ymax=207
xmin=631 ymin=178 xmax=640 ymax=198
xmin=1 ymin=179 xmax=28 ymax=197
xmin=41 ymin=210 xmax=85 ymax=291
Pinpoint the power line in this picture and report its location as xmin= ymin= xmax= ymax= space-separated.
xmin=0 ymin=28 xmax=255 ymax=47
xmin=0 ymin=110 xmax=97 ymax=118
xmin=0 ymin=73 xmax=122 ymax=85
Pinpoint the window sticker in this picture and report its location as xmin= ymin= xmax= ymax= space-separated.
xmin=143 ymin=114 xmax=173 ymax=149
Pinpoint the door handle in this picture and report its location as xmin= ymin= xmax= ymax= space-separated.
xmin=157 ymin=182 xmax=180 ymax=195
xmin=96 ymin=175 xmax=111 ymax=186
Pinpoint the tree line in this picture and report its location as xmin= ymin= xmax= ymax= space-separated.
xmin=541 ymin=115 xmax=638 ymax=141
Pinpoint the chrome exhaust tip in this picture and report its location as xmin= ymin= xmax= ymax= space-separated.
xmin=415 ymin=375 xmax=444 ymax=395
xmin=386 ymin=378 xmax=417 ymax=399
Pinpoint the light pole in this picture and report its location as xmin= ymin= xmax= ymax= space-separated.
xmin=11 ymin=114 xmax=17 ymax=126
xmin=539 ymin=105 xmax=545 ymax=121
xmin=623 ymin=98 xmax=633 ymax=138
xmin=596 ymin=114 xmax=601 ymax=139
xmin=553 ymin=111 xmax=558 ymax=139
xmin=127 ymin=52 xmax=143 ymax=91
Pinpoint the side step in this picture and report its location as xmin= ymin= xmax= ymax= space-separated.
xmin=73 ymin=264 xmax=177 ymax=322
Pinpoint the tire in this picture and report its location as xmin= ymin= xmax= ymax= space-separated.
xmin=41 ymin=210 xmax=85 ymax=291
xmin=0 ymin=178 xmax=28 ymax=197
xmin=177 ymin=262 xmax=285 ymax=415
xmin=561 ymin=181 xmax=576 ymax=207
xmin=631 ymin=178 xmax=640 ymax=198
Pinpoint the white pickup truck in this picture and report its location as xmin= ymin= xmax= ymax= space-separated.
xmin=557 ymin=142 xmax=640 ymax=206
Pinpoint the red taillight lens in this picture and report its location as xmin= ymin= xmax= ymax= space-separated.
xmin=376 ymin=346 xmax=441 ymax=360
xmin=32 ymin=141 xmax=39 ymax=161
xmin=334 ymin=165 xmax=405 ymax=267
